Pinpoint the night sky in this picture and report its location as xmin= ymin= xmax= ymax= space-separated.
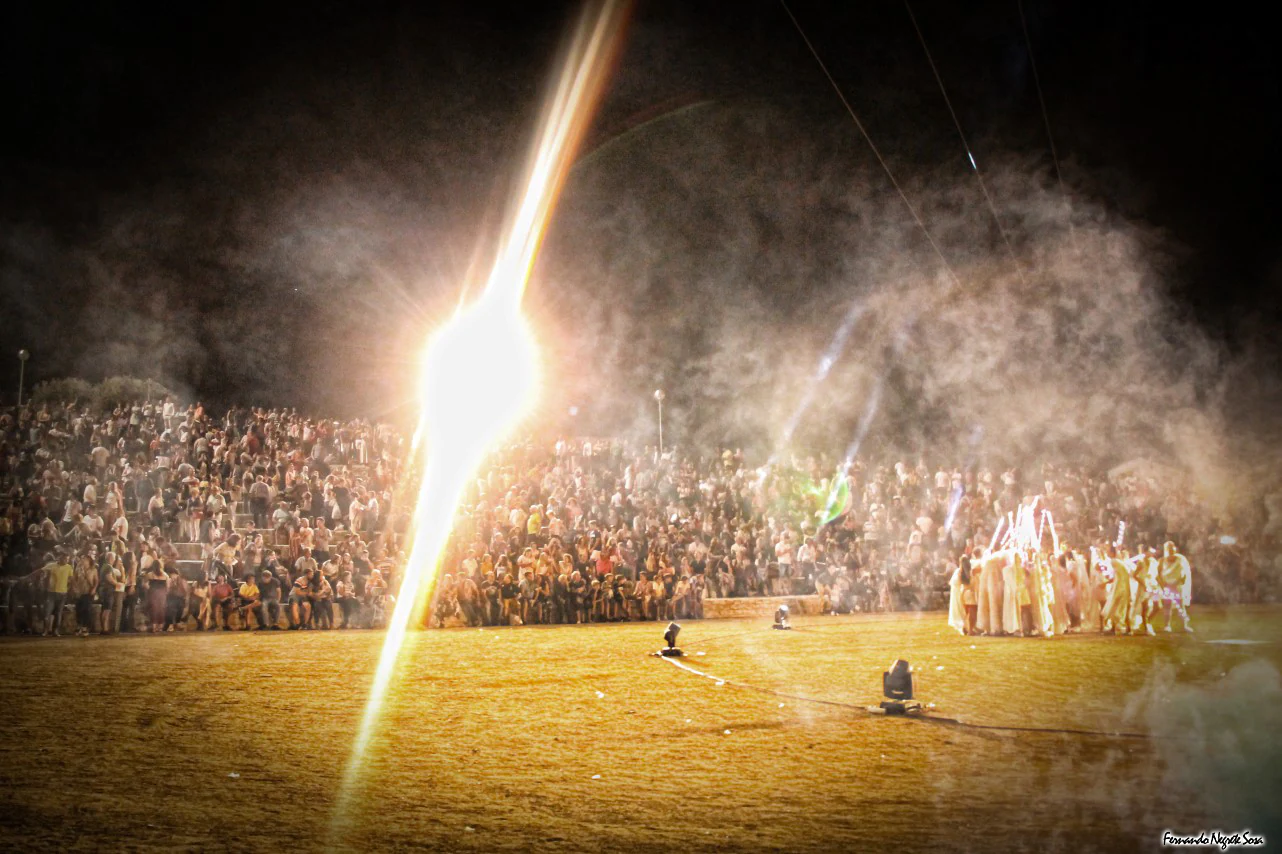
xmin=3 ymin=1 xmax=1279 ymax=445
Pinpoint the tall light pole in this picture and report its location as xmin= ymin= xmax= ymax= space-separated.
xmin=17 ymin=349 xmax=29 ymax=407
xmin=653 ymin=388 xmax=665 ymax=456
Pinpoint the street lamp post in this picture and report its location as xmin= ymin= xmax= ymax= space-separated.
xmin=17 ymin=349 xmax=29 ymax=407
xmin=653 ymin=388 xmax=665 ymax=456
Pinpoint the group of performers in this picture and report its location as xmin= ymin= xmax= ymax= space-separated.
xmin=948 ymin=540 xmax=1194 ymax=637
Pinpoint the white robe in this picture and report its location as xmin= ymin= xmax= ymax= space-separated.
xmin=1000 ymin=553 xmax=1021 ymax=634
xmin=1029 ymin=555 xmax=1058 ymax=636
xmin=1049 ymin=562 xmax=1071 ymax=636
xmin=1160 ymin=554 xmax=1193 ymax=606
xmin=976 ymin=552 xmax=1006 ymax=634
xmin=947 ymin=567 xmax=967 ymax=635
xmin=1075 ymin=554 xmax=1101 ymax=632
xmin=1102 ymin=558 xmax=1132 ymax=632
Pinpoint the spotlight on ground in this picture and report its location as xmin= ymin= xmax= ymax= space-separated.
xmin=660 ymin=622 xmax=684 ymax=657
xmin=773 ymin=604 xmax=792 ymax=630
xmin=880 ymin=659 xmax=921 ymax=715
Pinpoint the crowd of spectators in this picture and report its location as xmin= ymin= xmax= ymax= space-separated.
xmin=1 ymin=399 xmax=408 ymax=634
xmin=1 ymin=398 xmax=1276 ymax=636
xmin=428 ymin=441 xmax=1278 ymax=627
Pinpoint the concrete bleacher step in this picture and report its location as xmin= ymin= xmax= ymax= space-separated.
xmin=173 ymin=543 xmax=203 ymax=561
xmin=702 ymin=594 xmax=822 ymax=620
xmin=176 ymin=559 xmax=205 ymax=579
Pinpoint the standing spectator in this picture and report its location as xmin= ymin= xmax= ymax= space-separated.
xmin=42 ymin=552 xmax=73 ymax=637
xmin=70 ymin=553 xmax=98 ymax=636
xmin=250 ymin=476 xmax=272 ymax=529
xmin=143 ymin=560 xmax=169 ymax=634
xmin=311 ymin=571 xmax=333 ymax=629
xmin=336 ymin=571 xmax=360 ymax=629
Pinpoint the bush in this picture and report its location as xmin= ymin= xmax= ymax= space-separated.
xmin=95 ymin=376 xmax=174 ymax=410
xmin=30 ymin=378 xmax=95 ymax=407
xmin=29 ymin=376 xmax=176 ymax=413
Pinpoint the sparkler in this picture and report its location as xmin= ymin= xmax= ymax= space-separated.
xmin=993 ymin=499 xmax=1060 ymax=555
xmin=1045 ymin=509 xmax=1059 ymax=555
xmin=987 ymin=515 xmax=1006 ymax=553
xmin=335 ymin=0 xmax=629 ymax=824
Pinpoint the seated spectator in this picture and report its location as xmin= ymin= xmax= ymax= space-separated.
xmin=237 ymin=572 xmax=262 ymax=631
xmin=259 ymin=568 xmax=282 ymax=630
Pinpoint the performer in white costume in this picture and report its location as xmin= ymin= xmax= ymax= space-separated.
xmin=1000 ymin=551 xmax=1022 ymax=635
xmin=1158 ymin=541 xmax=1194 ymax=632
xmin=976 ymin=548 xmax=1008 ymax=635
xmin=1056 ymin=552 xmax=1079 ymax=632
xmin=1070 ymin=548 xmax=1100 ymax=632
xmin=1100 ymin=546 xmax=1133 ymax=634
xmin=947 ymin=556 xmax=968 ymax=635
xmin=1039 ymin=550 xmax=1068 ymax=636
xmin=1131 ymin=546 xmax=1162 ymax=636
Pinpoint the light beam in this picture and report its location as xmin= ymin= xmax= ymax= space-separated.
xmin=335 ymin=0 xmax=629 ymax=828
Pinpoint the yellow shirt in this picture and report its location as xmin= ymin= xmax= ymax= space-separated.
xmin=238 ymin=582 xmax=260 ymax=600
xmin=47 ymin=562 xmax=74 ymax=594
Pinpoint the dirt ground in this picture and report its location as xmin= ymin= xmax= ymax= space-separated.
xmin=2 ymin=607 xmax=1280 ymax=853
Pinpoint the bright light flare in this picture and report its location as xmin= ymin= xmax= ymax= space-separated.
xmin=345 ymin=297 xmax=541 ymax=771
xmin=335 ymin=0 xmax=629 ymax=829
xmin=420 ymin=296 xmax=540 ymax=452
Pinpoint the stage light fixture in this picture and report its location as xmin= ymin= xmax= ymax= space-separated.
xmin=880 ymin=658 xmax=921 ymax=715
xmin=660 ymin=622 xmax=683 ymax=657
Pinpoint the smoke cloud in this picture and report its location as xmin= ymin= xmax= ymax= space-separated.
xmin=1126 ymin=657 xmax=1282 ymax=838
xmin=2 ymin=41 xmax=1278 ymax=518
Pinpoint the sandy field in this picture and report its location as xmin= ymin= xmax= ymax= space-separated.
xmin=2 ymin=607 xmax=1281 ymax=852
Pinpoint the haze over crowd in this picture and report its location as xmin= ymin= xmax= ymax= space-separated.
xmin=2 ymin=3 xmax=1279 ymax=516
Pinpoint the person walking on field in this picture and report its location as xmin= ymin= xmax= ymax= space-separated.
xmin=1158 ymin=541 xmax=1194 ymax=632
xmin=43 ymin=553 xmax=74 ymax=637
